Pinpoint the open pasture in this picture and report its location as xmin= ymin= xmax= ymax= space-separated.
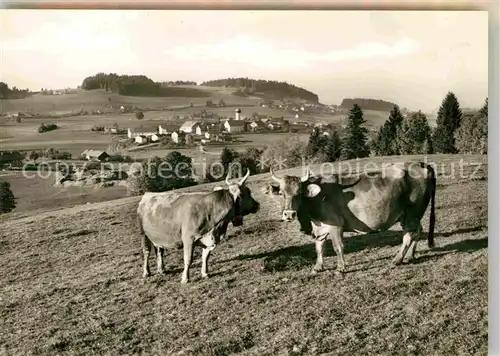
xmin=0 ymin=154 xmax=488 ymax=355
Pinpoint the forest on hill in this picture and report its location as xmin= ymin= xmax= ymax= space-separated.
xmin=0 ymin=82 xmax=33 ymax=100
xmin=80 ymin=73 xmax=210 ymax=98
xmin=340 ymin=98 xmax=399 ymax=112
xmin=201 ymin=77 xmax=319 ymax=103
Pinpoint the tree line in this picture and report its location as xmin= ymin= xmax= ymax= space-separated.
xmin=340 ymin=98 xmax=401 ymax=112
xmin=81 ymin=73 xmax=210 ymax=98
xmin=0 ymin=82 xmax=33 ymax=100
xmin=200 ymin=77 xmax=320 ymax=103
xmin=219 ymin=91 xmax=487 ymax=175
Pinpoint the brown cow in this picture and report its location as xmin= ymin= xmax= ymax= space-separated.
xmin=137 ymin=170 xmax=259 ymax=283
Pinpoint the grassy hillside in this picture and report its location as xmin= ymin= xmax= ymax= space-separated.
xmin=0 ymin=87 xmax=262 ymax=116
xmin=0 ymin=154 xmax=488 ymax=355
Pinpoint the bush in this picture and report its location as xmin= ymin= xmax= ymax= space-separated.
xmin=455 ymin=98 xmax=487 ymax=154
xmin=238 ymin=148 xmax=264 ymax=175
xmin=40 ymin=148 xmax=71 ymax=160
xmin=0 ymin=180 xmax=15 ymax=214
xmin=261 ymin=134 xmax=306 ymax=171
xmin=126 ymin=152 xmax=197 ymax=196
xmin=306 ymin=126 xmax=341 ymax=163
xmin=395 ymin=111 xmax=433 ymax=155
xmin=38 ymin=123 xmax=58 ymax=133
xmin=91 ymin=125 xmax=105 ymax=132
xmin=108 ymin=154 xmax=133 ymax=162
xmin=136 ymin=111 xmax=144 ymax=120
xmin=28 ymin=150 xmax=40 ymax=161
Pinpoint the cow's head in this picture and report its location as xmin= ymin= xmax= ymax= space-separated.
xmin=224 ymin=169 xmax=260 ymax=226
xmin=263 ymin=166 xmax=321 ymax=223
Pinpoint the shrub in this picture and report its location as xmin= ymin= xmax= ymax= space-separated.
xmin=261 ymin=134 xmax=307 ymax=171
xmin=0 ymin=180 xmax=15 ymax=214
xmin=395 ymin=111 xmax=433 ymax=155
xmin=126 ymin=152 xmax=197 ymax=196
xmin=455 ymin=98 xmax=487 ymax=155
xmin=108 ymin=154 xmax=133 ymax=163
xmin=306 ymin=126 xmax=341 ymax=163
xmin=38 ymin=123 xmax=58 ymax=133
xmin=238 ymin=148 xmax=264 ymax=175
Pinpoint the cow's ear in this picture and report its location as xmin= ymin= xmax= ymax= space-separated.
xmin=262 ymin=184 xmax=280 ymax=195
xmin=306 ymin=184 xmax=321 ymax=198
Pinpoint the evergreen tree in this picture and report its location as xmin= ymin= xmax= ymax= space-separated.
xmin=372 ymin=105 xmax=404 ymax=156
xmin=455 ymin=97 xmax=488 ymax=154
xmin=396 ymin=111 xmax=433 ymax=155
xmin=306 ymin=127 xmax=322 ymax=158
xmin=433 ymin=91 xmax=462 ymax=153
xmin=340 ymin=104 xmax=369 ymax=160
xmin=0 ymin=180 xmax=16 ymax=214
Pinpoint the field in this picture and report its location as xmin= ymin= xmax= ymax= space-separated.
xmin=0 ymin=154 xmax=488 ymax=355
xmin=0 ymin=87 xmax=433 ymax=162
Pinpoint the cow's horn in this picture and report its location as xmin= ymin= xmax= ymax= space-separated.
xmin=270 ymin=167 xmax=282 ymax=183
xmin=225 ymin=171 xmax=232 ymax=185
xmin=238 ymin=169 xmax=250 ymax=186
xmin=301 ymin=166 xmax=311 ymax=182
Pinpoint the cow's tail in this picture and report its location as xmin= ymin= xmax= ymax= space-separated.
xmin=427 ymin=164 xmax=436 ymax=248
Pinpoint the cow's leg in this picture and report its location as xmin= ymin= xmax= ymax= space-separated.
xmin=329 ymin=226 xmax=346 ymax=274
xmin=393 ymin=220 xmax=421 ymax=265
xmin=155 ymin=246 xmax=166 ymax=275
xmin=312 ymin=237 xmax=327 ymax=274
xmin=201 ymin=247 xmax=211 ymax=278
xmin=141 ymin=234 xmax=152 ymax=278
xmin=181 ymin=241 xmax=194 ymax=284
xmin=403 ymin=224 xmax=423 ymax=263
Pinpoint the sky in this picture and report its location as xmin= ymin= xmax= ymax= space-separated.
xmin=0 ymin=10 xmax=489 ymax=112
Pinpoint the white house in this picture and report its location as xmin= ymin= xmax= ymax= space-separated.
xmin=249 ymin=120 xmax=265 ymax=131
xmin=150 ymin=134 xmax=160 ymax=142
xmin=128 ymin=127 xmax=157 ymax=139
xmin=158 ymin=125 xmax=168 ymax=135
xmin=224 ymin=120 xmax=246 ymax=133
xmin=135 ymin=135 xmax=148 ymax=145
xmin=171 ymin=131 xmax=186 ymax=144
xmin=179 ymin=120 xmax=200 ymax=134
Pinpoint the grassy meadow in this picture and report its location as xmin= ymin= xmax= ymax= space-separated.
xmin=0 ymin=154 xmax=488 ymax=355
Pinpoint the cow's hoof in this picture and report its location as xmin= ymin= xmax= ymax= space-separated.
xmin=142 ymin=271 xmax=151 ymax=278
xmin=311 ymin=268 xmax=322 ymax=275
xmin=392 ymin=257 xmax=403 ymax=266
xmin=201 ymin=273 xmax=209 ymax=279
xmin=181 ymin=278 xmax=189 ymax=284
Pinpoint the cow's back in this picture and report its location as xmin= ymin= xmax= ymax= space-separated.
xmin=338 ymin=165 xmax=409 ymax=232
xmin=137 ymin=192 xmax=208 ymax=248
